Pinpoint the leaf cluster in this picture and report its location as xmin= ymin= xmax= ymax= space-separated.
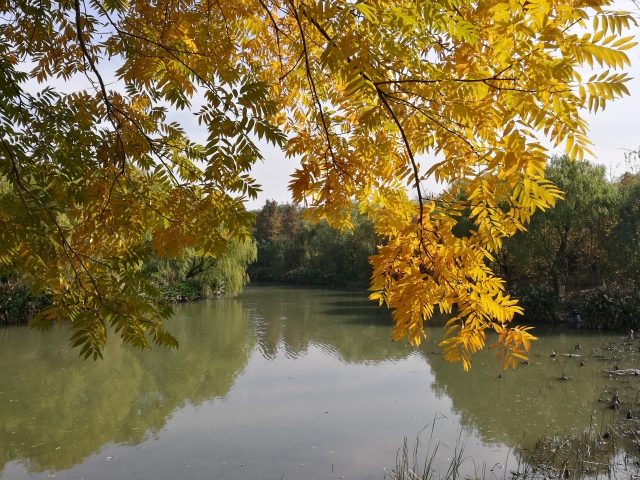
xmin=0 ymin=0 xmax=636 ymax=367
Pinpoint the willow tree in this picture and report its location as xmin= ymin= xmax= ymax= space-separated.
xmin=0 ymin=0 xmax=635 ymax=367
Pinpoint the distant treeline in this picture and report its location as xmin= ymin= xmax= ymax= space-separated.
xmin=248 ymin=201 xmax=377 ymax=287
xmin=251 ymin=154 xmax=640 ymax=329
xmin=4 ymin=154 xmax=640 ymax=329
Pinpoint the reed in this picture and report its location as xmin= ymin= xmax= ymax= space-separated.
xmin=385 ymin=418 xmax=485 ymax=480
xmin=387 ymin=416 xmax=640 ymax=480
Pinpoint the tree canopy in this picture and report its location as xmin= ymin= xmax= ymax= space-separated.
xmin=502 ymin=155 xmax=617 ymax=295
xmin=0 ymin=0 xmax=636 ymax=368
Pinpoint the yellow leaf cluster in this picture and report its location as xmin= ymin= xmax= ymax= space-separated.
xmin=257 ymin=0 xmax=634 ymax=368
xmin=0 ymin=0 xmax=634 ymax=364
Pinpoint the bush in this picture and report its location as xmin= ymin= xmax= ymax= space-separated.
xmin=511 ymin=287 xmax=560 ymax=324
xmin=0 ymin=280 xmax=47 ymax=325
xmin=579 ymin=285 xmax=640 ymax=330
xmin=154 ymin=281 xmax=204 ymax=303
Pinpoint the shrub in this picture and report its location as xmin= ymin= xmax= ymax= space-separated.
xmin=155 ymin=281 xmax=204 ymax=303
xmin=579 ymin=285 xmax=640 ymax=330
xmin=511 ymin=287 xmax=560 ymax=324
xmin=0 ymin=280 xmax=47 ymax=325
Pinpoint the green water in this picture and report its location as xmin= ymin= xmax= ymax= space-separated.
xmin=1 ymin=286 xmax=636 ymax=479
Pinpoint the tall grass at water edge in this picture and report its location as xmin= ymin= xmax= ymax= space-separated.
xmin=385 ymin=416 xmax=640 ymax=480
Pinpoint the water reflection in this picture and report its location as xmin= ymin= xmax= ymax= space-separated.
xmin=0 ymin=298 xmax=252 ymax=475
xmin=0 ymin=286 xmax=636 ymax=479
xmin=423 ymin=328 xmax=636 ymax=447
xmin=245 ymin=287 xmax=416 ymax=363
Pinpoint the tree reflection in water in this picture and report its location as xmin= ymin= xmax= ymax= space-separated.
xmin=0 ymin=286 xmax=634 ymax=479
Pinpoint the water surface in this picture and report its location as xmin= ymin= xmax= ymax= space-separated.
xmin=1 ymin=286 xmax=635 ymax=479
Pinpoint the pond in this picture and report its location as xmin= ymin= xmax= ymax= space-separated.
xmin=1 ymin=286 xmax=637 ymax=480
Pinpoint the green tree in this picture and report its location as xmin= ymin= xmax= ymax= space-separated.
xmin=294 ymin=210 xmax=377 ymax=286
xmin=250 ymin=201 xmax=377 ymax=286
xmin=503 ymin=156 xmax=617 ymax=295
xmin=280 ymin=203 xmax=302 ymax=241
xmin=143 ymin=239 xmax=257 ymax=300
xmin=609 ymin=171 xmax=640 ymax=285
xmin=251 ymin=201 xmax=304 ymax=281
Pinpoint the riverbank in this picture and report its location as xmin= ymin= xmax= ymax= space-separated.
xmin=388 ymin=424 xmax=640 ymax=480
xmin=511 ymin=284 xmax=640 ymax=333
xmin=5 ymin=276 xmax=640 ymax=336
xmin=0 ymin=277 xmax=222 ymax=326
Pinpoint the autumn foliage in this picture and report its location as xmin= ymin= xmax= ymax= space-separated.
xmin=0 ymin=0 xmax=636 ymax=367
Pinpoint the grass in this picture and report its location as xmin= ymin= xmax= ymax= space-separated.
xmin=386 ymin=415 xmax=640 ymax=480
xmin=384 ymin=417 xmax=487 ymax=480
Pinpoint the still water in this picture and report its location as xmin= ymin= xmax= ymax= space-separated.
xmin=1 ymin=286 xmax=636 ymax=480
